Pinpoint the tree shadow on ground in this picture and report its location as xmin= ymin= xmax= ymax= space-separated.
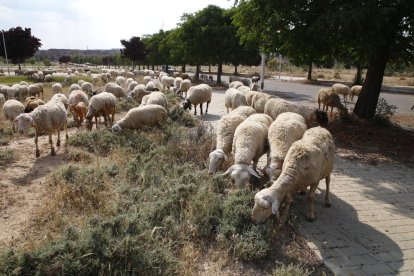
xmin=293 ymin=190 xmax=403 ymax=275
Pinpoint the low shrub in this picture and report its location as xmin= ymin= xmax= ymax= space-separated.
xmin=0 ymin=148 xmax=15 ymax=167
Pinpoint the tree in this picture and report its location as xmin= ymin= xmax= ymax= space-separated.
xmin=0 ymin=27 xmax=42 ymax=70
xmin=120 ymin=36 xmax=147 ymax=69
xmin=102 ymin=56 xmax=113 ymax=68
xmin=43 ymin=59 xmax=51 ymax=67
xmin=233 ymin=0 xmax=414 ymax=118
xmin=59 ymin=56 xmax=71 ymax=64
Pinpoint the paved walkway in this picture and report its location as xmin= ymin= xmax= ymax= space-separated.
xmin=205 ymin=88 xmax=414 ymax=275
xmin=295 ymin=157 xmax=414 ymax=275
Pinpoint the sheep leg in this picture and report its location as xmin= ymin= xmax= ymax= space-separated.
xmin=95 ymin=116 xmax=99 ymax=129
xmin=49 ymin=133 xmax=55 ymax=156
xmin=325 ymin=175 xmax=331 ymax=207
xmin=279 ymin=193 xmax=293 ymax=227
xmin=200 ymin=103 xmax=203 ymax=115
xmin=194 ymin=105 xmax=197 ymax=115
xmin=57 ymin=129 xmax=61 ymax=147
xmin=330 ymin=107 xmax=333 ymax=117
xmin=318 ymin=99 xmax=321 ymax=110
xmin=35 ymin=133 xmax=40 ymax=158
xmin=252 ymin=158 xmax=258 ymax=170
xmin=206 ymin=101 xmax=210 ymax=114
xmin=306 ymin=184 xmax=318 ymax=222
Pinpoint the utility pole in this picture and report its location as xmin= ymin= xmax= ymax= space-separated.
xmin=1 ymin=30 xmax=10 ymax=75
xmin=279 ymin=54 xmax=282 ymax=80
xmin=260 ymin=53 xmax=266 ymax=91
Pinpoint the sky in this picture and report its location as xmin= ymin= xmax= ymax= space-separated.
xmin=0 ymin=0 xmax=234 ymax=50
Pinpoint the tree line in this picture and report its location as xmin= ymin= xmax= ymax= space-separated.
xmin=1 ymin=1 xmax=413 ymax=118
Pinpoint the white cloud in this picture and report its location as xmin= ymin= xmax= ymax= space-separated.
xmin=1 ymin=0 xmax=234 ymax=49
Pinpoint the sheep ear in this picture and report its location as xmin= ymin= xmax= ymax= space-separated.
xmin=255 ymin=193 xmax=271 ymax=208
xmin=209 ymin=151 xmax=214 ymax=158
xmin=223 ymin=152 xmax=228 ymax=161
xmin=222 ymin=165 xmax=234 ymax=176
xmin=247 ymin=166 xmax=260 ymax=178
xmin=271 ymin=199 xmax=279 ymax=216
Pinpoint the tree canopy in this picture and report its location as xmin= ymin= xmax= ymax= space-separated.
xmin=120 ymin=36 xmax=147 ymax=68
xmin=233 ymin=0 xmax=414 ymax=118
xmin=0 ymin=27 xmax=42 ymax=69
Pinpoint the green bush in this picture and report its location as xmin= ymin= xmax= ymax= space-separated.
xmin=0 ymin=149 xmax=14 ymax=167
xmin=374 ymin=97 xmax=397 ymax=123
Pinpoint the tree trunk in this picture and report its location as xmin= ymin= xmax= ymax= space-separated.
xmin=217 ymin=63 xmax=223 ymax=85
xmin=307 ymin=62 xmax=312 ymax=81
xmin=19 ymin=63 xmax=21 ymax=70
xmin=195 ymin=64 xmax=200 ymax=79
xmin=354 ymin=46 xmax=390 ymax=119
xmin=353 ymin=64 xmax=362 ymax=85
xmin=138 ymin=65 xmax=141 ymax=70
xmin=181 ymin=64 xmax=186 ymax=73
xmin=208 ymin=65 xmax=211 ymax=73
xmin=234 ymin=65 xmax=238 ymax=75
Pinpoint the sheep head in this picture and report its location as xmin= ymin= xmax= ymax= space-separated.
xmin=182 ymin=99 xmax=192 ymax=111
xmin=314 ymin=110 xmax=328 ymax=127
xmin=13 ymin=114 xmax=33 ymax=135
xmin=251 ymin=189 xmax=279 ymax=224
xmin=265 ymin=161 xmax=283 ymax=181
xmin=208 ymin=149 xmax=228 ymax=174
xmin=222 ymin=163 xmax=260 ymax=189
xmin=111 ymin=123 xmax=122 ymax=134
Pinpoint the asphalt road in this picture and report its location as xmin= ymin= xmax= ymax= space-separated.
xmin=214 ymin=75 xmax=414 ymax=115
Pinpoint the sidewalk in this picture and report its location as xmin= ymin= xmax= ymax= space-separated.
xmin=294 ymin=156 xmax=414 ymax=275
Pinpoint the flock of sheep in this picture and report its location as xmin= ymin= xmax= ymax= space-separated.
xmin=0 ymin=67 xmax=361 ymax=225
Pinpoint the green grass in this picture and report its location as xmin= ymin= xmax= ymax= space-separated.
xmin=0 ymin=76 xmax=34 ymax=85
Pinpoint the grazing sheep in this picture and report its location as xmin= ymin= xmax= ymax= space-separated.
xmin=229 ymin=76 xmax=250 ymax=86
xmin=116 ymin=76 xmax=126 ymax=86
xmin=91 ymin=74 xmax=100 ymax=85
xmin=230 ymin=106 xmax=257 ymax=118
xmin=141 ymin=91 xmax=168 ymax=109
xmin=64 ymin=74 xmax=72 ymax=84
xmin=252 ymin=127 xmax=334 ymax=224
xmin=160 ymin=75 xmax=175 ymax=91
xmin=252 ymin=76 xmax=260 ymax=84
xmin=237 ymin=85 xmax=251 ymax=94
xmin=229 ymin=81 xmax=244 ymax=89
xmin=78 ymin=79 xmax=85 ymax=86
xmin=182 ymin=84 xmax=212 ymax=115
xmin=245 ymin=113 xmax=273 ymax=127
xmin=51 ymin=93 xmax=69 ymax=110
xmin=85 ymin=92 xmax=117 ymax=131
xmin=208 ymin=114 xmax=246 ymax=174
xmin=69 ymin=102 xmax=87 ymax=128
xmin=332 ymin=83 xmax=351 ymax=103
xmin=112 ymin=104 xmax=167 ymax=133
xmin=265 ymin=112 xmax=307 ymax=181
xmin=14 ymin=97 xmax=68 ymax=158
xmin=3 ymin=99 xmax=25 ymax=131
xmin=224 ymin=88 xmax=247 ymax=113
xmin=17 ymin=84 xmax=29 ymax=102
xmin=8 ymin=84 xmax=19 ymax=99
xmin=127 ymin=81 xmax=139 ymax=92
xmin=173 ymin=77 xmax=183 ymax=92
xmin=44 ymin=75 xmax=53 ymax=82
xmin=69 ymin=83 xmax=81 ymax=92
xmin=105 ymin=82 xmax=127 ymax=99
xmin=81 ymin=82 xmax=94 ymax=95
xmin=317 ymin=88 xmax=348 ymax=117
xmin=223 ymin=117 xmax=270 ymax=189
xmin=145 ymin=80 xmax=162 ymax=92
xmin=264 ymin=98 xmax=328 ymax=127
xmin=143 ymin=76 xmax=152 ymax=85
xmin=24 ymin=96 xmax=45 ymax=113
xmin=350 ymin=85 xmax=362 ymax=102
xmin=180 ymin=73 xmax=191 ymax=80
xmin=176 ymin=79 xmax=192 ymax=98
xmin=28 ymin=84 xmax=43 ymax=99
xmin=0 ymin=94 xmax=5 ymax=108
xmin=68 ymin=90 xmax=89 ymax=107
xmin=52 ymin=83 xmax=63 ymax=94
xmin=130 ymin=84 xmax=150 ymax=102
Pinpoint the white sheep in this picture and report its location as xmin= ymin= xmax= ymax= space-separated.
xmin=224 ymin=88 xmax=247 ymax=113
xmin=264 ymin=98 xmax=328 ymax=126
xmin=105 ymin=82 xmax=127 ymax=99
xmin=44 ymin=75 xmax=53 ymax=82
xmin=223 ymin=115 xmax=270 ymax=189
xmin=129 ymin=84 xmax=150 ymax=102
xmin=116 ymin=76 xmax=126 ymax=86
xmin=160 ymin=75 xmax=174 ymax=91
xmin=24 ymin=96 xmax=45 ymax=113
xmin=112 ymin=104 xmax=167 ymax=133
xmin=252 ymin=126 xmax=334 ymax=224
xmin=145 ymin=80 xmax=162 ymax=92
xmin=173 ymin=77 xmax=183 ymax=92
xmin=229 ymin=80 xmax=244 ymax=89
xmin=13 ymin=97 xmax=68 ymax=158
xmin=81 ymin=81 xmax=94 ymax=95
xmin=265 ymin=112 xmax=307 ymax=181
xmin=140 ymin=92 xmax=168 ymax=109
xmin=237 ymin=85 xmax=251 ymax=94
xmin=8 ymin=84 xmax=19 ymax=99
xmin=51 ymin=93 xmax=69 ymax=110
xmin=244 ymin=113 xmax=273 ymax=127
xmin=208 ymin=114 xmax=246 ymax=174
xmin=78 ymin=79 xmax=85 ymax=86
xmin=176 ymin=79 xmax=192 ymax=98
xmin=229 ymin=106 xmax=257 ymax=118
xmin=68 ymin=90 xmax=89 ymax=126
xmin=143 ymin=76 xmax=152 ymax=85
xmin=28 ymin=84 xmax=43 ymax=99
xmin=350 ymin=85 xmax=362 ymax=102
xmin=69 ymin=83 xmax=81 ymax=92
xmin=0 ymin=94 xmax=5 ymax=108
xmin=64 ymin=74 xmax=72 ymax=84
xmin=317 ymin=88 xmax=348 ymax=117
xmin=332 ymin=83 xmax=351 ymax=103
xmin=3 ymin=99 xmax=25 ymax=131
xmin=17 ymin=84 xmax=29 ymax=102
xmin=127 ymin=81 xmax=139 ymax=92
xmin=182 ymin=84 xmax=212 ymax=115
xmin=85 ymin=92 xmax=117 ymax=131
xmin=52 ymin=83 xmax=63 ymax=94
xmin=91 ymin=74 xmax=100 ymax=85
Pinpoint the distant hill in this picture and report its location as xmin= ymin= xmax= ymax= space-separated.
xmin=35 ymin=48 xmax=121 ymax=60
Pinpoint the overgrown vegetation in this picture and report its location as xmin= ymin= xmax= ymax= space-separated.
xmin=374 ymin=97 xmax=397 ymax=123
xmin=0 ymin=148 xmax=15 ymax=167
xmin=0 ymin=115 xmax=324 ymax=275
